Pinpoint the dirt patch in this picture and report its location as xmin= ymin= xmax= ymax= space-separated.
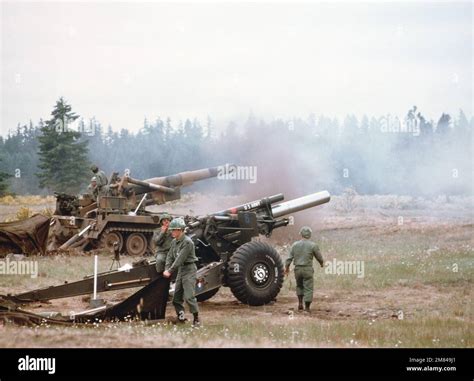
xmin=191 ymin=283 xmax=471 ymax=324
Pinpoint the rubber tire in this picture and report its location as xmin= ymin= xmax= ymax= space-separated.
xmin=126 ymin=233 xmax=147 ymax=256
xmin=100 ymin=231 xmax=123 ymax=252
xmin=227 ymin=241 xmax=284 ymax=306
xmin=196 ymin=287 xmax=220 ymax=302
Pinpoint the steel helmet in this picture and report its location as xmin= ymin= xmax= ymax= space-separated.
xmin=159 ymin=213 xmax=172 ymax=223
xmin=299 ymin=226 xmax=312 ymax=239
xmin=169 ymin=217 xmax=186 ymax=230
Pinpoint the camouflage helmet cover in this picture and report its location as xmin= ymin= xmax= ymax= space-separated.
xmin=169 ymin=217 xmax=186 ymax=230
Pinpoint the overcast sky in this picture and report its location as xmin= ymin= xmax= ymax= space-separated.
xmin=1 ymin=1 xmax=472 ymax=135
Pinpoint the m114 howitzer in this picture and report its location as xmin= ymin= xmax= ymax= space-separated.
xmin=49 ymin=166 xmax=234 ymax=256
xmin=10 ymin=190 xmax=330 ymax=309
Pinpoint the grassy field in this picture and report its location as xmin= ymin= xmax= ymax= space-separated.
xmin=0 ymin=194 xmax=472 ymax=347
xmin=0 ymin=195 xmax=55 ymax=222
xmin=0 ymin=224 xmax=472 ymax=347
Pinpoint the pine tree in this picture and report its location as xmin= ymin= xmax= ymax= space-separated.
xmin=360 ymin=115 xmax=369 ymax=135
xmin=342 ymin=114 xmax=359 ymax=138
xmin=0 ymin=157 xmax=11 ymax=196
xmin=37 ymin=97 xmax=90 ymax=194
xmin=436 ymin=113 xmax=451 ymax=135
xmin=455 ymin=109 xmax=469 ymax=138
xmin=417 ymin=112 xmax=433 ymax=137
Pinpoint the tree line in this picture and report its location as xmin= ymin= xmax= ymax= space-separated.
xmin=0 ymin=98 xmax=472 ymax=197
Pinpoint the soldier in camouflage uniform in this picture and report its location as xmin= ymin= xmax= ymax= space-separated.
xmin=284 ymin=226 xmax=324 ymax=313
xmin=152 ymin=213 xmax=173 ymax=273
xmin=163 ymin=218 xmax=200 ymax=326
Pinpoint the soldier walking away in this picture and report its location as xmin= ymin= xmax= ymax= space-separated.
xmin=284 ymin=226 xmax=324 ymax=313
xmin=152 ymin=213 xmax=173 ymax=273
xmin=163 ymin=218 xmax=201 ymax=327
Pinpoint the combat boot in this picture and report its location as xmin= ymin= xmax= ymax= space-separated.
xmin=298 ymin=295 xmax=304 ymax=311
xmin=192 ymin=312 xmax=201 ymax=327
xmin=304 ymin=302 xmax=311 ymax=314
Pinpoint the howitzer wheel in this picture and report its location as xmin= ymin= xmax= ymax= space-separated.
xmin=101 ymin=231 xmax=123 ymax=252
xmin=126 ymin=233 xmax=148 ymax=256
xmin=227 ymin=241 xmax=284 ymax=306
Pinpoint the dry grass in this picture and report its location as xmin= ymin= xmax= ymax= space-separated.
xmin=0 ymin=195 xmax=55 ymax=206
xmin=0 ymin=195 xmax=55 ymax=222
xmin=0 ymin=311 xmax=471 ymax=348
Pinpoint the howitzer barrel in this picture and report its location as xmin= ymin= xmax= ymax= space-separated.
xmin=126 ymin=177 xmax=176 ymax=194
xmin=214 ymin=193 xmax=284 ymax=215
xmin=145 ymin=164 xmax=234 ymax=187
xmin=189 ymin=193 xmax=285 ymax=227
xmin=271 ymin=191 xmax=330 ymax=218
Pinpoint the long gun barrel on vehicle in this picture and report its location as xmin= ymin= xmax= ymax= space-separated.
xmin=125 ymin=177 xmax=176 ymax=194
xmin=125 ymin=165 xmax=235 ymax=205
xmin=146 ymin=166 xmax=227 ymax=187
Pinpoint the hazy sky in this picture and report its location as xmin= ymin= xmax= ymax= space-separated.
xmin=1 ymin=1 xmax=472 ymax=135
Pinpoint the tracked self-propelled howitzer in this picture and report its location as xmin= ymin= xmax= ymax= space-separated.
xmin=49 ymin=166 xmax=233 ymax=256
xmin=2 ymin=190 xmax=330 ymax=325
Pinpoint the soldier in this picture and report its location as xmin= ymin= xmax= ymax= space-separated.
xmin=105 ymin=172 xmax=120 ymax=197
xmin=90 ymin=164 xmax=108 ymax=189
xmin=163 ymin=218 xmax=200 ymax=327
xmin=152 ymin=213 xmax=173 ymax=273
xmin=90 ymin=165 xmax=109 ymax=201
xmin=87 ymin=177 xmax=99 ymax=201
xmin=284 ymin=226 xmax=324 ymax=313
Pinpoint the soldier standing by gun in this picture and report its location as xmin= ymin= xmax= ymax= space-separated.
xmin=163 ymin=218 xmax=200 ymax=327
xmin=284 ymin=226 xmax=324 ymax=313
xmin=104 ymin=172 xmax=120 ymax=196
xmin=90 ymin=164 xmax=108 ymax=196
xmin=152 ymin=213 xmax=173 ymax=273
xmin=87 ymin=177 xmax=99 ymax=201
